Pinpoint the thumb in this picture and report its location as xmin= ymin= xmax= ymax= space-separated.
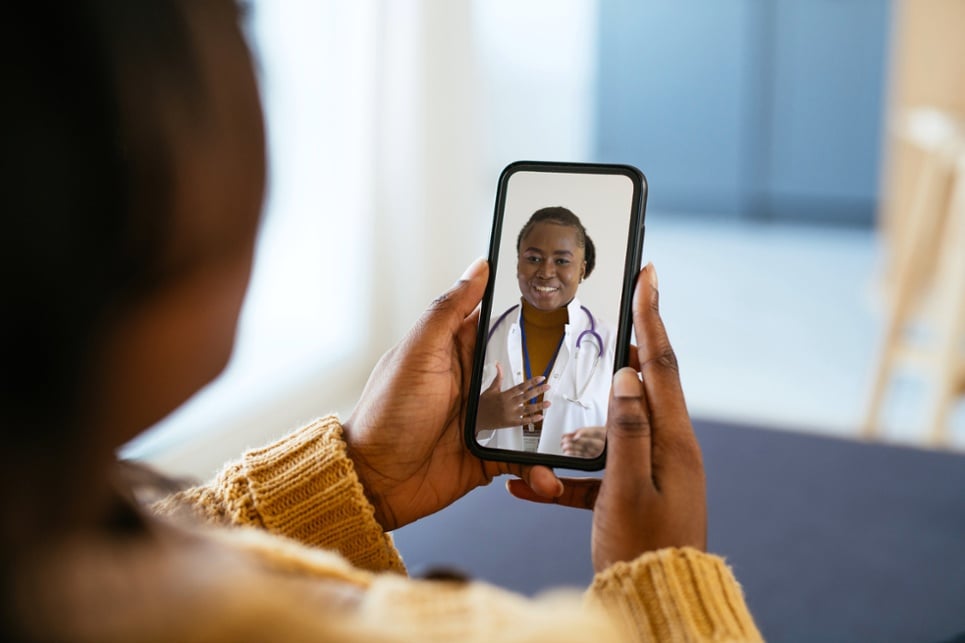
xmin=420 ymin=258 xmax=489 ymax=333
xmin=484 ymin=361 xmax=504 ymax=393
xmin=604 ymin=367 xmax=654 ymax=493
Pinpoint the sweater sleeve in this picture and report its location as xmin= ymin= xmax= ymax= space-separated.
xmin=335 ymin=546 xmax=762 ymax=642
xmin=152 ymin=416 xmax=405 ymax=574
xmin=584 ymin=547 xmax=763 ymax=642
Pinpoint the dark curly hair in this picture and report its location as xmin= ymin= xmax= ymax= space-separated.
xmin=516 ymin=206 xmax=596 ymax=278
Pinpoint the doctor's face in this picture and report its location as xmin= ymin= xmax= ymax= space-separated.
xmin=517 ymin=222 xmax=586 ymax=311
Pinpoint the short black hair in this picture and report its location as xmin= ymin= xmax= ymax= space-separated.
xmin=516 ymin=206 xmax=596 ymax=278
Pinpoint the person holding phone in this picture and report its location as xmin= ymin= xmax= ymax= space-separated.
xmin=476 ymin=207 xmax=613 ymax=457
xmin=1 ymin=2 xmax=761 ymax=641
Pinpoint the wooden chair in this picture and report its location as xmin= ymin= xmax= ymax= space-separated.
xmin=863 ymin=107 xmax=965 ymax=447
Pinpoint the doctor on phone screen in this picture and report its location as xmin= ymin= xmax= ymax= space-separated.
xmin=476 ymin=207 xmax=615 ymax=457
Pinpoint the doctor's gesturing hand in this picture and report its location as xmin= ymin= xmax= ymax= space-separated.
xmin=560 ymin=426 xmax=605 ymax=458
xmin=508 ymin=263 xmax=707 ymax=571
xmin=476 ymin=364 xmax=550 ymax=430
xmin=342 ymin=259 xmax=564 ymax=532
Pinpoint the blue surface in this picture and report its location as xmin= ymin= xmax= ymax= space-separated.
xmin=392 ymin=418 xmax=965 ymax=641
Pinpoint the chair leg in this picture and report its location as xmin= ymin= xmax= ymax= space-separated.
xmin=862 ymin=152 xmax=949 ymax=438
xmin=925 ymin=157 xmax=965 ymax=446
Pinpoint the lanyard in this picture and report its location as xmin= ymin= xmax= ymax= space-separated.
xmin=519 ymin=319 xmax=565 ymax=404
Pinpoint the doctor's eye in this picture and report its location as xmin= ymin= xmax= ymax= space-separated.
xmin=554 ymin=258 xmax=571 ymax=266
xmin=523 ymin=254 xmax=543 ymax=265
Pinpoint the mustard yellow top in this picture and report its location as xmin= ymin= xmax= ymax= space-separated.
xmin=520 ymin=298 xmax=569 ymax=379
xmin=14 ymin=416 xmax=763 ymax=642
xmin=520 ymin=299 xmax=568 ymax=435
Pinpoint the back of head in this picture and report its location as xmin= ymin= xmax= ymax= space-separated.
xmin=1 ymin=2 xmax=208 ymax=444
xmin=0 ymin=3 xmax=212 ymax=636
xmin=2 ymin=2 xmax=270 ymax=639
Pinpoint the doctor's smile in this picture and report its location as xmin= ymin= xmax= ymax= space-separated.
xmin=477 ymin=206 xmax=613 ymax=457
xmin=517 ymin=222 xmax=586 ymax=312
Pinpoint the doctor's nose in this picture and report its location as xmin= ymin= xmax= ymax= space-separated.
xmin=536 ymin=262 xmax=555 ymax=279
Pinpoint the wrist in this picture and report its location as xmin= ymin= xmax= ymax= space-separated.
xmin=341 ymin=419 xmax=393 ymax=531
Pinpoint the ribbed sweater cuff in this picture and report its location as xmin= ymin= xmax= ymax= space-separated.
xmin=587 ymin=547 xmax=762 ymax=642
xmin=239 ymin=416 xmax=406 ymax=574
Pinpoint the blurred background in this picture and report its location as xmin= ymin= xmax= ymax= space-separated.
xmin=122 ymin=0 xmax=965 ymax=476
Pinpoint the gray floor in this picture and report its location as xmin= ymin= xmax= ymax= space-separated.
xmin=644 ymin=214 xmax=965 ymax=451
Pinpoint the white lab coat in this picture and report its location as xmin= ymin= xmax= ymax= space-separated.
xmin=476 ymin=297 xmax=616 ymax=455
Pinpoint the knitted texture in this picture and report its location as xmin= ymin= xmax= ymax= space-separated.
xmin=587 ymin=547 xmax=763 ymax=642
xmin=154 ymin=416 xmax=405 ymax=573
xmin=143 ymin=417 xmax=763 ymax=641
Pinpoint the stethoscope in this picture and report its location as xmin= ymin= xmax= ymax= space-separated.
xmin=487 ymin=303 xmax=605 ymax=408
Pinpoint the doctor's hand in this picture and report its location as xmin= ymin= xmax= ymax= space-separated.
xmin=506 ymin=263 xmax=707 ymax=572
xmin=343 ymin=259 xmax=564 ymax=532
xmin=476 ymin=364 xmax=550 ymax=430
xmin=560 ymin=426 xmax=605 ymax=458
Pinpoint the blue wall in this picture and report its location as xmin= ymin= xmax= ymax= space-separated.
xmin=596 ymin=0 xmax=891 ymax=224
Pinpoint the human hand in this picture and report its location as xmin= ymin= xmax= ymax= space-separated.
xmin=560 ymin=426 xmax=605 ymax=458
xmin=507 ymin=263 xmax=706 ymax=572
xmin=343 ymin=259 xmax=564 ymax=531
xmin=476 ymin=363 xmax=550 ymax=430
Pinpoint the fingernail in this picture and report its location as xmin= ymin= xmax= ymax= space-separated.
xmin=612 ymin=367 xmax=640 ymax=398
xmin=460 ymin=257 xmax=487 ymax=282
xmin=645 ymin=262 xmax=658 ymax=290
xmin=553 ymin=479 xmax=564 ymax=497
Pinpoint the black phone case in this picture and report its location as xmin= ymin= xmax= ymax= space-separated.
xmin=464 ymin=160 xmax=648 ymax=471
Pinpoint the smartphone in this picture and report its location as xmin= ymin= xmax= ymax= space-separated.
xmin=464 ymin=161 xmax=647 ymax=470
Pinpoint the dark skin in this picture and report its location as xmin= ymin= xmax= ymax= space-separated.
xmin=560 ymin=425 xmax=606 ymax=458
xmin=508 ymin=265 xmax=707 ymax=571
xmin=476 ymin=222 xmax=586 ymax=431
xmin=343 ymin=259 xmax=564 ymax=531
xmin=476 ymin=367 xmax=549 ymax=431
xmin=343 ymin=261 xmax=708 ymax=572
xmin=47 ymin=0 xmax=706 ymax=576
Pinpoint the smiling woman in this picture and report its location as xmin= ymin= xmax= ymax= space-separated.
xmin=476 ymin=206 xmax=615 ymax=457
xmin=0 ymin=3 xmax=768 ymax=640
xmin=516 ymin=208 xmax=593 ymax=310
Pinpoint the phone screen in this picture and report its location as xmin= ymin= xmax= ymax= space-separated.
xmin=465 ymin=161 xmax=647 ymax=470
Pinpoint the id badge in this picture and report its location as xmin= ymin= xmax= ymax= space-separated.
xmin=522 ymin=429 xmax=540 ymax=453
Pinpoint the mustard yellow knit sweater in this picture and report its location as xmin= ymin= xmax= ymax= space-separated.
xmin=16 ymin=416 xmax=763 ymax=642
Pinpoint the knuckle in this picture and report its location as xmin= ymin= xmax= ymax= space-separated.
xmin=641 ymin=344 xmax=679 ymax=373
xmin=428 ymin=287 xmax=466 ymax=319
xmin=608 ymin=407 xmax=649 ymax=436
xmin=428 ymin=292 xmax=451 ymax=311
xmin=649 ymin=285 xmax=660 ymax=312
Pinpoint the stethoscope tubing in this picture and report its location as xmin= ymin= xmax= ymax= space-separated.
xmin=487 ymin=303 xmax=605 ymax=406
xmin=575 ymin=305 xmax=604 ymax=360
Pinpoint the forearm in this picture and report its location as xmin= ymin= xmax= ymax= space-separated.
xmin=152 ymin=416 xmax=405 ymax=573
